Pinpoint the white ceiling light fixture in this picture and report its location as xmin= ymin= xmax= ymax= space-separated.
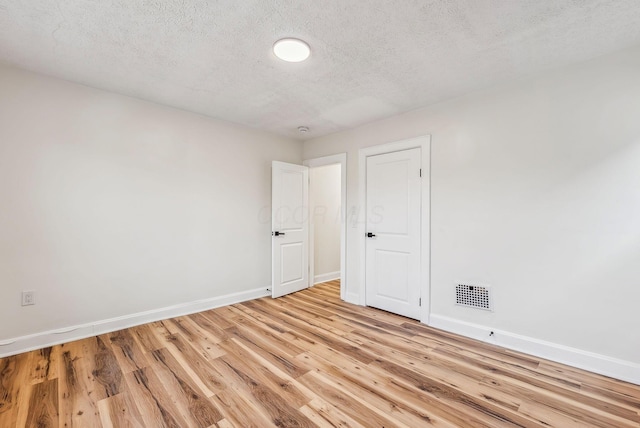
xmin=273 ymin=38 xmax=310 ymax=62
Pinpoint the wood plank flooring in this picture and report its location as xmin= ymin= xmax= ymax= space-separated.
xmin=1 ymin=280 xmax=638 ymax=427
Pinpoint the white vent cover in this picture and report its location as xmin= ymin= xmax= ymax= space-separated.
xmin=456 ymin=284 xmax=493 ymax=311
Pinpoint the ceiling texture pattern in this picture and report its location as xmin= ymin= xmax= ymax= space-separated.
xmin=2 ymin=0 xmax=640 ymax=139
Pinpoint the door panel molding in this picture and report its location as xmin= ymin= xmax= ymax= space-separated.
xmin=358 ymin=136 xmax=431 ymax=324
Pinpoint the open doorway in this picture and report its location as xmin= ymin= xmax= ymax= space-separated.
xmin=304 ymin=154 xmax=347 ymax=300
xmin=310 ymin=164 xmax=341 ymax=284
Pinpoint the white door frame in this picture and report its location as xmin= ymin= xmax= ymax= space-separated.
xmin=303 ymin=153 xmax=347 ymax=301
xmin=358 ymin=136 xmax=431 ymax=324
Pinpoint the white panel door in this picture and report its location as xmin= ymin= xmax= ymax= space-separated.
xmin=272 ymin=161 xmax=309 ymax=298
xmin=365 ymin=148 xmax=421 ymax=319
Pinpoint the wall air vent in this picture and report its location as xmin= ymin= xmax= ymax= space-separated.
xmin=456 ymin=284 xmax=492 ymax=311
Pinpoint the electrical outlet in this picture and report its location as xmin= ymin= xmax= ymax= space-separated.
xmin=22 ymin=291 xmax=35 ymax=306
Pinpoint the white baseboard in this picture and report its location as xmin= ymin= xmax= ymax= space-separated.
xmin=0 ymin=286 xmax=270 ymax=358
xmin=429 ymin=314 xmax=640 ymax=386
xmin=314 ymin=271 xmax=340 ymax=285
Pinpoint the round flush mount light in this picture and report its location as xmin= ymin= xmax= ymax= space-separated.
xmin=273 ymin=38 xmax=310 ymax=62
xmin=298 ymin=126 xmax=310 ymax=133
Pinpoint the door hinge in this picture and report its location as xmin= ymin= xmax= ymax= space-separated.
xmin=419 ymin=168 xmax=422 ymax=177
xmin=419 ymin=298 xmax=422 ymax=306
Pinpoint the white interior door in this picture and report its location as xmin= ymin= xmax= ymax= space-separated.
xmin=365 ymin=148 xmax=422 ymax=319
xmin=272 ymin=161 xmax=309 ymax=298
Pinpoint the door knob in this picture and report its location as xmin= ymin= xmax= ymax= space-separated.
xmin=366 ymin=232 xmax=376 ymax=238
xmin=273 ymin=231 xmax=286 ymax=236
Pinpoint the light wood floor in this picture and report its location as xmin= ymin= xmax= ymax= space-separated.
xmin=1 ymin=281 xmax=638 ymax=427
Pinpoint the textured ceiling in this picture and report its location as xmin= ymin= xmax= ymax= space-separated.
xmin=2 ymin=1 xmax=640 ymax=140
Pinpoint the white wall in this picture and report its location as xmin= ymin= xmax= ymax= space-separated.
xmin=304 ymin=46 xmax=640 ymax=376
xmin=310 ymin=164 xmax=341 ymax=281
xmin=0 ymin=64 xmax=301 ymax=347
